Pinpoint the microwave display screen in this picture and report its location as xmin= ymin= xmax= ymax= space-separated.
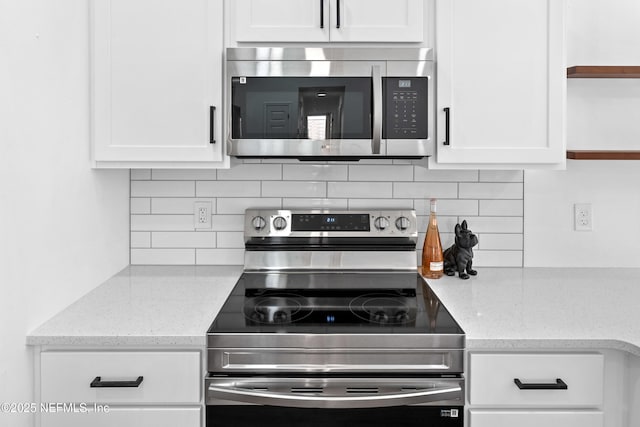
xmin=231 ymin=77 xmax=372 ymax=140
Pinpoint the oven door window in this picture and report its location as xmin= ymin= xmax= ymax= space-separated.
xmin=231 ymin=77 xmax=372 ymax=140
xmin=207 ymin=406 xmax=463 ymax=427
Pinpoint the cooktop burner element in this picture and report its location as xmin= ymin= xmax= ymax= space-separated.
xmin=349 ymin=292 xmax=416 ymax=325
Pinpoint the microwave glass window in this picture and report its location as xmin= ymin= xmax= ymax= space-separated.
xmin=231 ymin=77 xmax=372 ymax=140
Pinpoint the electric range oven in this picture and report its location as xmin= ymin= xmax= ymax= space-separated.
xmin=206 ymin=209 xmax=465 ymax=427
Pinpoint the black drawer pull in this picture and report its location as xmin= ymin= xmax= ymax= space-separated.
xmin=210 ymin=106 xmax=216 ymax=144
xmin=90 ymin=376 xmax=144 ymax=388
xmin=514 ymin=378 xmax=567 ymax=390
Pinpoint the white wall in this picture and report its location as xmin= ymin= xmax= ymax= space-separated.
xmin=0 ymin=1 xmax=129 ymax=425
xmin=524 ymin=0 xmax=640 ymax=267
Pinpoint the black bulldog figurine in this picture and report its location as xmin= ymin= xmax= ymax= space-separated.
xmin=443 ymin=220 xmax=479 ymax=280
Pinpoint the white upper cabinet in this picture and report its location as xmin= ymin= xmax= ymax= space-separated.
xmin=229 ymin=0 xmax=424 ymax=43
xmin=434 ymin=0 xmax=566 ymax=167
xmin=91 ymin=0 xmax=227 ymax=168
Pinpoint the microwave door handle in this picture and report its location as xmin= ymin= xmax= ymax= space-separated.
xmin=208 ymin=384 xmax=461 ymax=409
xmin=372 ymin=65 xmax=382 ymax=155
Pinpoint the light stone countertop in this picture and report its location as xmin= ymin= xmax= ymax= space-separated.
xmin=27 ymin=265 xmax=243 ymax=347
xmin=27 ymin=266 xmax=640 ymax=356
xmin=426 ymin=267 xmax=640 ymax=356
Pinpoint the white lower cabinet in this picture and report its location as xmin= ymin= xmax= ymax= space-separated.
xmin=41 ymin=407 xmax=201 ymax=427
xmin=469 ymin=410 xmax=604 ymax=427
xmin=467 ymin=352 xmax=605 ymax=427
xmin=38 ymin=349 xmax=202 ymax=427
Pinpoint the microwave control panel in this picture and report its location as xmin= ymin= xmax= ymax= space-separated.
xmin=383 ymin=77 xmax=428 ymax=139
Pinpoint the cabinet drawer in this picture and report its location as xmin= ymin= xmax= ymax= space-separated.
xmin=469 ymin=409 xmax=603 ymax=427
xmin=41 ymin=351 xmax=200 ymax=404
xmin=41 ymin=406 xmax=200 ymax=427
xmin=469 ymin=353 xmax=603 ymax=406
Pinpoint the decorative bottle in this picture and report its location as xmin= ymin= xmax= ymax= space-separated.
xmin=421 ymin=198 xmax=444 ymax=279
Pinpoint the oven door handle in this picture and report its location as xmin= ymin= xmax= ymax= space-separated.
xmin=207 ymin=384 xmax=461 ymax=409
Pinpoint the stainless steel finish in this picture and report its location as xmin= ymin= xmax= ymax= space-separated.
xmin=226 ymin=47 xmax=434 ymax=158
xmin=372 ymin=65 xmax=382 ymax=155
xmin=206 ymin=377 xmax=463 ymax=408
xmin=207 ymin=346 xmax=464 ymax=374
xmin=373 ymin=216 xmax=390 ymax=230
xmin=272 ymin=216 xmax=287 ymax=230
xmin=251 ymin=216 xmax=266 ymax=231
xmin=244 ymin=209 xmax=418 ymax=240
xmin=226 ymin=47 xmax=433 ymax=62
xmin=396 ymin=216 xmax=411 ymax=231
xmin=243 ymin=250 xmax=418 ymax=271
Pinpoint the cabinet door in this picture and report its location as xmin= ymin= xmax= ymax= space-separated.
xmin=329 ymin=0 xmax=423 ymax=42
xmin=229 ymin=0 xmax=329 ymax=42
xmin=92 ymin=0 xmax=223 ymax=165
xmin=469 ymin=410 xmax=603 ymax=427
xmin=41 ymin=407 xmax=201 ymax=427
xmin=435 ymin=0 xmax=565 ymax=166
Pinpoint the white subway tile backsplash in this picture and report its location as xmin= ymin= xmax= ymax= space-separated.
xmin=478 ymin=234 xmax=523 ymax=250
xmin=131 ymin=198 xmax=151 ymax=214
xmin=262 ymin=181 xmax=327 ymax=198
xmin=131 ymin=181 xmax=195 ymax=197
xmin=283 ymin=164 xmax=348 ymax=181
xmin=131 ymin=169 xmax=151 ymax=180
xmin=328 ymin=182 xmax=392 ymax=198
xmin=217 ymin=197 xmax=281 ymax=214
xmin=348 ymin=199 xmax=413 ymax=209
xmin=152 ymin=232 xmax=216 ymax=248
xmin=479 ymin=170 xmax=524 ymax=183
xmin=197 ymin=181 xmax=261 ymax=197
xmin=131 ymin=248 xmax=196 ymax=265
xmin=283 ymin=198 xmax=349 ymax=209
xmin=414 ymin=168 xmax=478 ymax=182
xmin=349 ymin=165 xmax=413 ymax=181
xmin=473 ymin=250 xmax=523 ymax=267
xmin=414 ymin=199 xmax=478 ymax=216
xmin=131 ymin=164 xmax=524 ymax=267
xmin=218 ymin=164 xmax=282 ymax=180
xmin=464 ymin=217 xmax=523 ymax=233
xmin=152 ymin=169 xmax=217 ymax=180
xmin=479 ymin=199 xmax=524 ymax=216
xmin=459 ymin=183 xmax=522 ymax=200
xmin=131 ymin=232 xmax=151 ymax=248
xmin=196 ymin=249 xmax=244 ymax=265
xmin=211 ymin=215 xmax=245 ymax=231
xmin=131 ymin=215 xmax=194 ymax=231
xmin=151 ymin=198 xmax=215 ymax=214
xmin=393 ymin=182 xmax=458 ymax=199
xmin=217 ymin=232 xmax=244 ymax=248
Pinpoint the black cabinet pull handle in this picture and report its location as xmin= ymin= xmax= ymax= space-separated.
xmin=90 ymin=376 xmax=144 ymax=388
xmin=514 ymin=378 xmax=568 ymax=390
xmin=210 ymin=106 xmax=216 ymax=144
xmin=336 ymin=0 xmax=340 ymax=28
xmin=443 ymin=107 xmax=450 ymax=146
xmin=320 ymin=0 xmax=324 ymax=28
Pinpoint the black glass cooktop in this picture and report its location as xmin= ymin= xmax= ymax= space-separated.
xmin=208 ymin=272 xmax=464 ymax=335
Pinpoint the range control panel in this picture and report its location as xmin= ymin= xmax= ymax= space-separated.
xmin=383 ymin=77 xmax=428 ymax=139
xmin=244 ymin=209 xmax=418 ymax=239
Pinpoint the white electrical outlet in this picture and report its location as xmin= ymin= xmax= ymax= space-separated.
xmin=574 ymin=203 xmax=592 ymax=231
xmin=194 ymin=201 xmax=212 ymax=229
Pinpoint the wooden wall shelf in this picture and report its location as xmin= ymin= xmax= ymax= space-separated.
xmin=567 ymin=66 xmax=640 ymax=78
xmin=567 ymin=150 xmax=640 ymax=160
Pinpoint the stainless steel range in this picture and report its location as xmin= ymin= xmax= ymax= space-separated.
xmin=206 ymin=209 xmax=465 ymax=427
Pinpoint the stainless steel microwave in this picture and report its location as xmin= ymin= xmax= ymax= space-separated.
xmin=226 ymin=48 xmax=434 ymax=160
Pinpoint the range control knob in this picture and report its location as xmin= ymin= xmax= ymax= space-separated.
xmin=395 ymin=216 xmax=411 ymax=231
xmin=251 ymin=216 xmax=267 ymax=231
xmin=272 ymin=216 xmax=288 ymax=231
xmin=373 ymin=216 xmax=390 ymax=231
